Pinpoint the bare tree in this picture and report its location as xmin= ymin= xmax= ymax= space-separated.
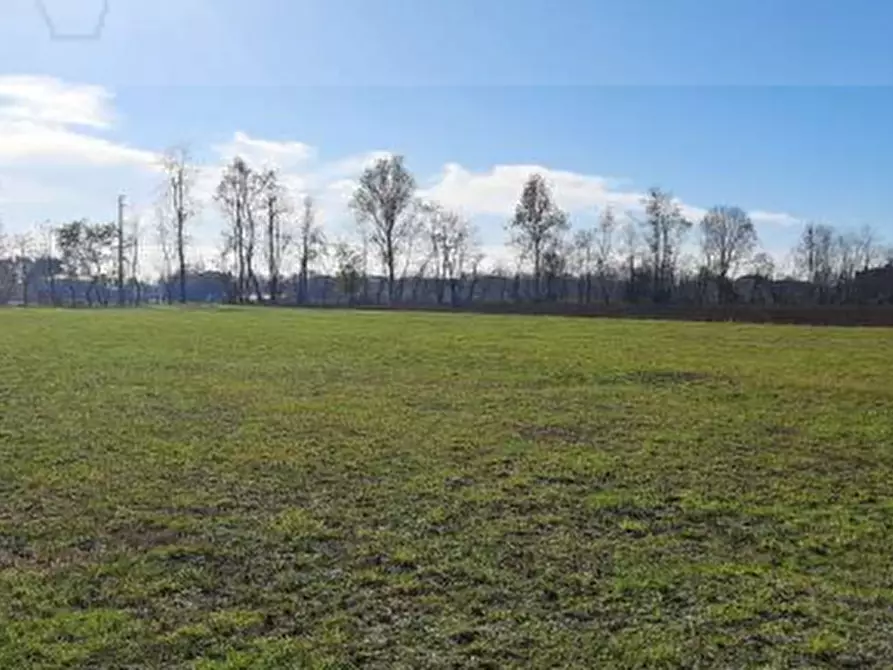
xmin=246 ymin=170 xmax=272 ymax=302
xmin=0 ymin=223 xmax=10 ymax=305
xmin=541 ymin=239 xmax=571 ymax=301
xmin=297 ymin=196 xmax=325 ymax=305
xmin=700 ymin=206 xmax=757 ymax=278
xmin=216 ymin=157 xmax=266 ymax=303
xmin=35 ymin=222 xmax=59 ymax=306
xmin=256 ymin=169 xmax=292 ymax=303
xmin=360 ymin=230 xmax=371 ymax=303
xmin=641 ymin=188 xmax=691 ymax=301
xmin=395 ymin=204 xmax=426 ymax=302
xmin=572 ymin=228 xmax=595 ymax=304
xmin=13 ymin=233 xmax=34 ymax=306
xmin=128 ymin=216 xmax=142 ymax=305
xmin=595 ymin=206 xmax=617 ymax=303
xmin=216 ymin=158 xmax=246 ymax=302
xmin=421 ymin=202 xmax=478 ymax=305
xmin=215 ymin=230 xmax=238 ymax=303
xmin=795 ymin=222 xmax=835 ymax=301
xmin=508 ymin=173 xmax=569 ymax=300
xmin=619 ymin=218 xmax=641 ymax=300
xmin=834 ymin=233 xmax=859 ymax=284
xmin=854 ymin=224 xmax=883 ymax=272
xmin=750 ymin=252 xmax=776 ymax=279
xmin=116 ymin=195 xmax=126 ymax=306
xmin=160 ymin=147 xmax=198 ymax=304
xmin=333 ymin=240 xmax=364 ymax=305
xmin=463 ymin=251 xmax=485 ymax=305
xmin=350 ymin=155 xmax=416 ymax=303
xmin=155 ymin=205 xmax=175 ymax=304
xmin=700 ymin=206 xmax=758 ymax=303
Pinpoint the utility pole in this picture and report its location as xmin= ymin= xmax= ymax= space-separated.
xmin=117 ymin=194 xmax=126 ymax=306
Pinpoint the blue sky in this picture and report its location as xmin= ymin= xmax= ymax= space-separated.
xmin=1 ymin=0 xmax=892 ymax=271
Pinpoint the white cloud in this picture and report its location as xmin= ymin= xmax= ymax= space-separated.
xmin=0 ymin=75 xmax=113 ymax=129
xmin=421 ymin=164 xmax=806 ymax=232
xmin=0 ymin=75 xmax=156 ymax=167
xmin=320 ymin=150 xmax=393 ymax=181
xmin=750 ymin=210 xmax=802 ymax=228
xmin=0 ymin=119 xmax=156 ymax=166
xmin=421 ymin=164 xmax=721 ymax=228
xmin=422 ymin=163 xmax=630 ymax=217
xmin=213 ymin=131 xmax=316 ymax=169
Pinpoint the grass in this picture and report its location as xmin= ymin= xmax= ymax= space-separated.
xmin=2 ymin=307 xmax=893 ymax=668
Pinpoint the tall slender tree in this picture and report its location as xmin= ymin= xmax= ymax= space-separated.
xmin=13 ymin=233 xmax=34 ymax=306
xmin=700 ymin=206 xmax=757 ymax=278
xmin=700 ymin=205 xmax=758 ymax=303
xmin=595 ymin=206 xmax=617 ymax=303
xmin=160 ymin=147 xmax=197 ymax=304
xmin=128 ymin=216 xmax=142 ymax=306
xmin=0 ymin=223 xmax=11 ymax=305
xmin=854 ymin=224 xmax=881 ymax=272
xmin=38 ymin=222 xmax=59 ymax=306
xmin=216 ymin=157 xmax=262 ymax=303
xmin=333 ymin=240 xmax=363 ymax=305
xmin=421 ymin=202 xmax=477 ymax=306
xmin=795 ymin=222 xmax=835 ymax=302
xmin=619 ymin=218 xmax=641 ymax=300
xmin=642 ymin=188 xmax=691 ymax=301
xmin=297 ymin=196 xmax=325 ymax=305
xmin=572 ymin=228 xmax=595 ymax=304
xmin=350 ymin=155 xmax=416 ymax=303
xmin=259 ymin=169 xmax=290 ymax=303
xmin=508 ymin=173 xmax=568 ymax=300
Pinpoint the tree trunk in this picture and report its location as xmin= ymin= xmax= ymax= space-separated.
xmin=268 ymin=210 xmax=277 ymax=304
xmin=387 ymin=243 xmax=396 ymax=303
xmin=249 ymin=268 xmax=262 ymax=303
xmin=300 ymin=257 xmax=309 ymax=305
xmin=178 ymin=222 xmax=187 ymax=305
xmin=437 ymin=278 xmax=446 ymax=305
xmin=86 ymin=278 xmax=97 ymax=307
xmin=533 ymin=242 xmax=541 ymax=300
xmin=236 ymin=208 xmax=246 ymax=303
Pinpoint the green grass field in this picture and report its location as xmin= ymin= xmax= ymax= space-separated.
xmin=2 ymin=308 xmax=893 ymax=668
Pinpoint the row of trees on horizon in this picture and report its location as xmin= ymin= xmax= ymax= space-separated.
xmin=1 ymin=150 xmax=892 ymax=308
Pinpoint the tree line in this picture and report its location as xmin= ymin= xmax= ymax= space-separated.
xmin=1 ymin=151 xmax=892 ymax=308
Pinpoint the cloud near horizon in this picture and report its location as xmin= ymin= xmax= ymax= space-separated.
xmin=0 ymin=74 xmax=806 ymax=274
xmin=0 ymin=75 xmax=156 ymax=166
